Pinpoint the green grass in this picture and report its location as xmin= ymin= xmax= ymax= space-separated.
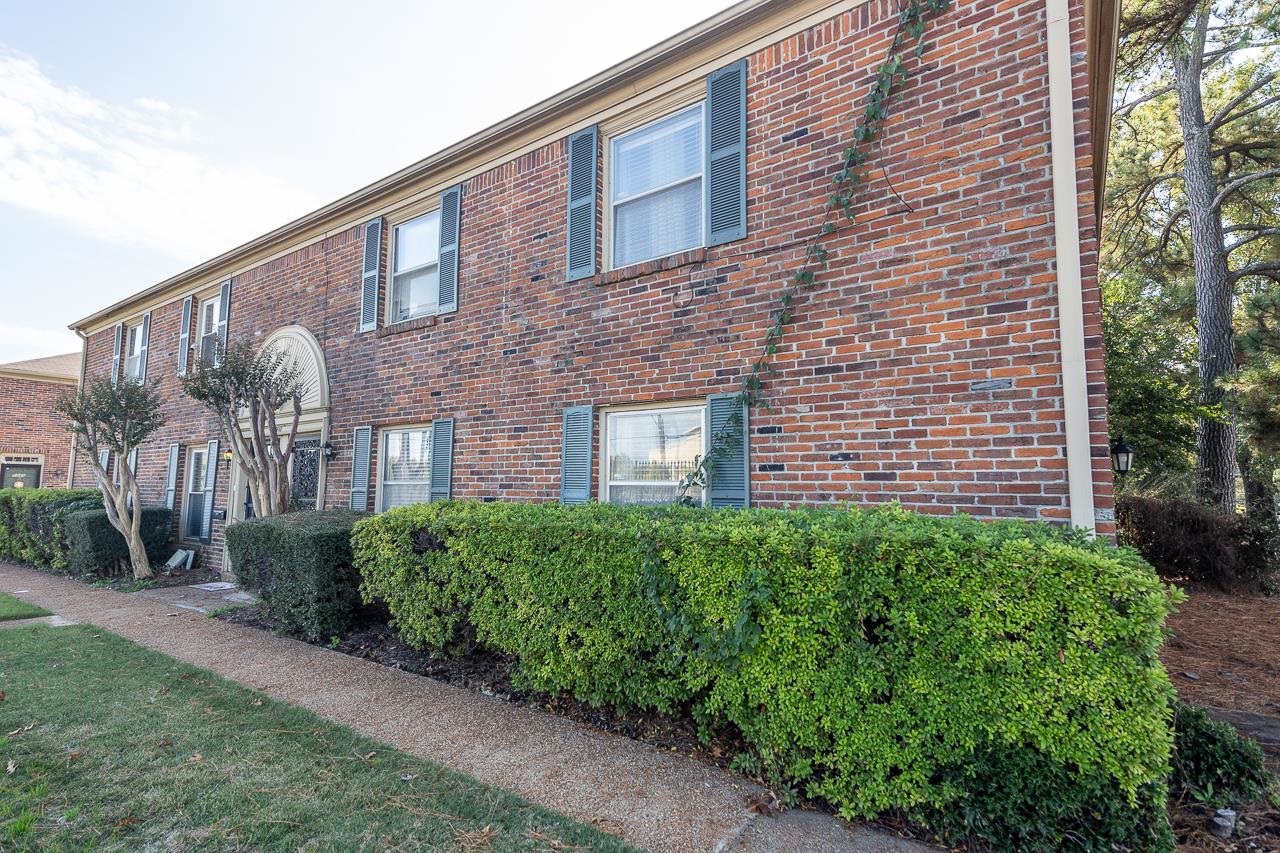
xmin=0 ymin=625 xmax=636 ymax=851
xmin=0 ymin=592 xmax=48 ymax=622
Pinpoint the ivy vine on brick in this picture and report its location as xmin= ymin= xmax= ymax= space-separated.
xmin=678 ymin=0 xmax=952 ymax=504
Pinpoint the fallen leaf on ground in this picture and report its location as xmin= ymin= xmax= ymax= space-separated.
xmin=6 ymin=759 xmax=15 ymax=775
xmin=67 ymin=750 xmax=84 ymax=762
xmin=7 ymin=723 xmax=34 ymax=737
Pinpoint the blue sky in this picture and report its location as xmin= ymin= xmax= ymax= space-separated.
xmin=0 ymin=0 xmax=730 ymax=363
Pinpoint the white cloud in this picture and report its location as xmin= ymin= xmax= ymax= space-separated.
xmin=0 ymin=50 xmax=320 ymax=262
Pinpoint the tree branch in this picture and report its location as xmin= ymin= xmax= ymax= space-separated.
xmin=1212 ymin=168 xmax=1280 ymax=211
xmin=1208 ymin=71 xmax=1278 ymax=130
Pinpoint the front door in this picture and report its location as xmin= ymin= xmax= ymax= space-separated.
xmin=290 ymin=437 xmax=322 ymax=511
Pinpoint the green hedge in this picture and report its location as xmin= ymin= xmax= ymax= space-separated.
xmin=0 ymin=488 xmax=102 ymax=570
xmin=354 ymin=502 xmax=1180 ymax=850
xmin=63 ymin=507 xmax=173 ymax=577
xmin=226 ymin=510 xmax=366 ymax=642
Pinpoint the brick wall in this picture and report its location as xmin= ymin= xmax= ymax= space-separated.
xmin=0 ymin=375 xmax=74 ymax=489
xmin=75 ymin=0 xmax=1116 ymax=569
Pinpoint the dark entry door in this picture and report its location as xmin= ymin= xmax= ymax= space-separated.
xmin=290 ymin=438 xmax=321 ymax=511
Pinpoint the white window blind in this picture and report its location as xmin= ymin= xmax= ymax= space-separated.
xmin=380 ymin=427 xmax=433 ymax=509
xmin=611 ymin=103 xmax=705 ymax=268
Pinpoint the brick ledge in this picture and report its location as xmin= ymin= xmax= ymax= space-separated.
xmin=589 ymin=249 xmax=707 ymax=287
xmin=375 ymin=314 xmax=438 ymax=338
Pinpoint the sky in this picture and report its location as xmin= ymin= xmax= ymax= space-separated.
xmin=0 ymin=0 xmax=732 ymax=364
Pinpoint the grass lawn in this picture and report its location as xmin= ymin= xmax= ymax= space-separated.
xmin=0 ymin=592 xmax=48 ymax=622
xmin=0 ymin=625 xmax=635 ymax=851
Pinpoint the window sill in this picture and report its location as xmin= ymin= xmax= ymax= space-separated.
xmin=376 ymin=314 xmax=437 ymax=338
xmin=589 ymin=248 xmax=707 ymax=288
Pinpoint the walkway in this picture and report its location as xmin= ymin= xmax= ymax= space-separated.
xmin=0 ymin=563 xmax=932 ymax=853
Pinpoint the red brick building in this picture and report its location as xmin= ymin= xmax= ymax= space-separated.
xmin=70 ymin=0 xmax=1121 ymax=572
xmin=0 ymin=353 xmax=79 ymax=490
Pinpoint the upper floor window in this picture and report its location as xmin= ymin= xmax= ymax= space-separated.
xmin=124 ymin=323 xmax=144 ymax=380
xmin=391 ymin=211 xmax=441 ymax=323
xmin=610 ymin=103 xmax=705 ymax=269
xmin=603 ymin=402 xmax=705 ymax=505
xmin=198 ymin=296 xmax=221 ymax=365
xmin=380 ymin=426 xmax=433 ymax=510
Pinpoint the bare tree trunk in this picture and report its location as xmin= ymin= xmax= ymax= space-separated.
xmin=1174 ymin=9 xmax=1238 ymax=512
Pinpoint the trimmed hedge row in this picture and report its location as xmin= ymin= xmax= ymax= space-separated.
xmin=354 ymin=501 xmax=1180 ymax=850
xmin=1117 ymin=495 xmax=1277 ymax=588
xmin=0 ymin=488 xmax=102 ymax=570
xmin=64 ymin=508 xmax=173 ymax=577
xmin=225 ymin=510 xmax=366 ymax=642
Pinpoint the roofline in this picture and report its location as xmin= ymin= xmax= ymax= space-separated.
xmin=0 ymin=368 xmax=78 ymax=386
xmin=72 ymin=0 xmax=1122 ymax=332
xmin=70 ymin=0 xmax=785 ymax=332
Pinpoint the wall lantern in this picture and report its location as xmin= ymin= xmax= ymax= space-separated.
xmin=1110 ymin=438 xmax=1135 ymax=475
xmin=322 ymin=441 xmax=337 ymax=461
xmin=221 ymin=448 xmax=235 ymax=467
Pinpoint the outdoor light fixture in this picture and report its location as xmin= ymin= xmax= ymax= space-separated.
xmin=322 ymin=441 xmax=337 ymax=461
xmin=221 ymin=448 xmax=234 ymax=466
xmin=1110 ymin=438 xmax=1135 ymax=475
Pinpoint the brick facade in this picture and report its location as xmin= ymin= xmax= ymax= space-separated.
xmin=0 ymin=373 xmax=75 ymax=490
xmin=72 ymin=0 xmax=1116 ymax=572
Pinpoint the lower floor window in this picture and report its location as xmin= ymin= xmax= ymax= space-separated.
xmin=380 ymin=426 xmax=432 ymax=510
xmin=184 ymin=446 xmax=209 ymax=539
xmin=603 ymin=404 xmax=705 ymax=505
xmin=0 ymin=455 xmax=42 ymax=489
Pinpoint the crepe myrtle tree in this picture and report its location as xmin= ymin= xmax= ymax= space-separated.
xmin=56 ymin=376 xmax=165 ymax=579
xmin=181 ymin=338 xmax=304 ymax=519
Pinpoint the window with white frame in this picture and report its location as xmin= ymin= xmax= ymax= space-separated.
xmin=610 ymin=103 xmax=705 ymax=268
xmin=380 ymin=426 xmax=433 ymax=510
xmin=390 ymin=211 xmax=441 ymax=323
xmin=184 ymin=446 xmax=209 ymax=539
xmin=603 ymin=403 xmax=705 ymax=505
xmin=198 ymin=297 xmax=221 ymax=365
xmin=124 ymin=323 xmax=144 ymax=380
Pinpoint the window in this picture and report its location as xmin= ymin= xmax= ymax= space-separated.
xmin=603 ymin=403 xmax=705 ymax=505
xmin=610 ymin=103 xmax=704 ymax=268
xmin=124 ymin=323 xmax=144 ymax=380
xmin=379 ymin=426 xmax=432 ymax=510
xmin=0 ymin=454 xmax=42 ymax=489
xmin=184 ymin=446 xmax=209 ymax=539
xmin=390 ymin=211 xmax=441 ymax=323
xmin=198 ymin=297 xmax=221 ymax=365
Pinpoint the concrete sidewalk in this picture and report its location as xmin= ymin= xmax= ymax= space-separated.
xmin=0 ymin=562 xmax=932 ymax=853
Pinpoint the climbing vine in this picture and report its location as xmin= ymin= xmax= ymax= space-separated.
xmin=678 ymin=0 xmax=952 ymax=503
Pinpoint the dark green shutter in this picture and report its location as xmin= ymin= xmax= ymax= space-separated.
xmin=138 ymin=312 xmax=151 ymax=381
xmin=705 ymin=59 xmax=748 ymax=247
xmin=565 ymin=126 xmax=598 ymax=281
xmin=429 ymin=418 xmax=454 ymax=502
xmin=706 ymin=393 xmax=748 ymax=508
xmin=164 ymin=443 xmax=180 ymax=510
xmin=560 ymin=405 xmax=593 ymax=504
xmin=350 ymin=426 xmax=372 ymax=510
xmin=216 ymin=280 xmax=231 ymax=358
xmin=360 ymin=218 xmax=382 ymax=331
xmin=177 ymin=295 xmax=193 ymax=376
xmin=111 ymin=322 xmax=123 ymax=386
xmin=437 ymin=187 xmax=461 ymax=314
xmin=201 ymin=439 xmax=218 ymax=543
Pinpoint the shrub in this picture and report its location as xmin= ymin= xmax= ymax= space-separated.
xmin=0 ymin=488 xmax=102 ymax=570
xmin=1116 ymin=495 xmax=1276 ymax=588
xmin=1172 ymin=703 xmax=1271 ymax=807
xmin=64 ymin=507 xmax=173 ymax=577
xmin=354 ymin=501 xmax=1181 ymax=850
xmin=226 ymin=510 xmax=365 ymax=642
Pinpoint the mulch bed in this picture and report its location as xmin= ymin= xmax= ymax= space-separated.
xmin=1160 ymin=587 xmax=1280 ymax=851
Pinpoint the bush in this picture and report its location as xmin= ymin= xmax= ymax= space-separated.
xmin=63 ymin=507 xmax=173 ymax=577
xmin=226 ymin=510 xmax=365 ymax=642
xmin=1116 ymin=495 xmax=1276 ymax=588
xmin=0 ymin=488 xmax=102 ymax=570
xmin=354 ymin=501 xmax=1181 ymax=850
xmin=1172 ymin=703 xmax=1271 ymax=807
